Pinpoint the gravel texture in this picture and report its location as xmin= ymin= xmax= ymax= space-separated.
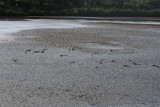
xmin=0 ymin=19 xmax=160 ymax=107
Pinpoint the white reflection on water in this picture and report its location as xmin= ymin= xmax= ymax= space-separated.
xmin=0 ymin=19 xmax=160 ymax=42
xmin=0 ymin=19 xmax=160 ymax=35
xmin=0 ymin=19 xmax=87 ymax=34
xmin=0 ymin=19 xmax=87 ymax=41
xmin=80 ymin=20 xmax=160 ymax=25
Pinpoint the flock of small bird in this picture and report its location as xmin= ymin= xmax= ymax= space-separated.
xmin=12 ymin=47 xmax=77 ymax=65
xmin=25 ymin=49 xmax=47 ymax=56
xmin=12 ymin=49 xmax=47 ymax=63
xmin=11 ymin=48 xmax=160 ymax=71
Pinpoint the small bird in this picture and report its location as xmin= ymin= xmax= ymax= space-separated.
xmin=94 ymin=66 xmax=99 ymax=69
xmin=108 ymin=49 xmax=114 ymax=54
xmin=123 ymin=65 xmax=129 ymax=67
xmin=25 ymin=49 xmax=31 ymax=54
xmin=60 ymin=54 xmax=68 ymax=57
xmin=12 ymin=59 xmax=17 ymax=62
xmin=33 ymin=49 xmax=47 ymax=56
xmin=92 ymin=52 xmax=98 ymax=58
xmin=100 ymin=59 xmax=105 ymax=64
xmin=69 ymin=47 xmax=75 ymax=51
xmin=41 ymin=49 xmax=47 ymax=53
xmin=93 ymin=66 xmax=99 ymax=72
xmin=110 ymin=49 xmax=113 ymax=52
xmin=151 ymin=64 xmax=160 ymax=68
xmin=33 ymin=51 xmax=41 ymax=56
xmin=70 ymin=61 xmax=75 ymax=65
xmin=129 ymin=60 xmax=140 ymax=65
xmin=111 ymin=60 xmax=116 ymax=63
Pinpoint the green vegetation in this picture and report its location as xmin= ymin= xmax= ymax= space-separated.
xmin=0 ymin=0 xmax=160 ymax=16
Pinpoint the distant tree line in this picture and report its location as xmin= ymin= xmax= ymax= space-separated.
xmin=0 ymin=0 xmax=160 ymax=16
